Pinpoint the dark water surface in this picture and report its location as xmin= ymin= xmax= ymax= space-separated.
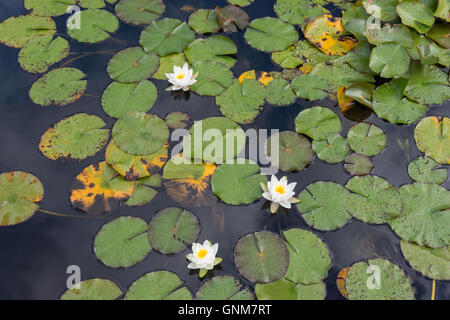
xmin=0 ymin=0 xmax=448 ymax=300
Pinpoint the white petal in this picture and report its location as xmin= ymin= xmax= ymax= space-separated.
xmin=280 ymin=200 xmax=291 ymax=209
xmin=287 ymin=182 xmax=297 ymax=191
xmin=187 ymin=262 xmax=199 ymax=269
xmin=262 ymin=192 xmax=273 ymax=201
xmin=270 ymin=175 xmax=278 ymax=186
xmin=212 ymin=243 xmax=218 ymax=255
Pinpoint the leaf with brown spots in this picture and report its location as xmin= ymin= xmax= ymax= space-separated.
xmin=238 ymin=70 xmax=274 ymax=86
xmin=336 ymin=267 xmax=349 ymax=299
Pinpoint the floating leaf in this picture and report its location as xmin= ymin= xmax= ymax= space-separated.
xmin=195 ymin=276 xmax=253 ymax=300
xmin=362 ymin=0 xmax=399 ymax=21
xmin=94 ymin=216 xmax=151 ymax=267
xmin=216 ymin=79 xmax=266 ymax=124
xmin=234 ymin=231 xmax=289 ymax=283
xmin=272 ymin=40 xmax=336 ymax=69
xmin=255 ymin=279 xmax=325 ymax=300
xmin=125 ymin=271 xmax=192 ymax=300
xmin=78 ymin=0 xmax=117 ymax=8
xmin=291 ymin=74 xmax=328 ymax=101
xmin=344 ymin=82 xmax=374 ymax=108
xmin=238 ymin=70 xmax=274 ymax=86
xmin=215 ymin=5 xmax=250 ymax=32
xmin=0 ymin=171 xmax=44 ymax=226
xmin=396 ymin=0 xmax=435 ymax=33
xmin=312 ymin=133 xmax=349 ymax=164
xmin=25 ymin=0 xmax=77 ymax=17
xmin=105 ymin=140 xmax=168 ymax=180
xmin=148 ymin=207 xmax=200 ymax=254
xmin=29 ymin=67 xmax=87 ymax=106
xmin=107 ymin=47 xmax=159 ymax=83
xmin=389 ymin=182 xmax=450 ymax=248
xmin=274 ymin=0 xmax=326 ymax=25
xmin=369 ymin=43 xmax=410 ymax=78
xmin=184 ymin=35 xmax=237 ymax=68
xmin=264 ymin=78 xmax=296 ymax=106
xmin=112 ymin=111 xmax=169 ymax=156
xmin=124 ymin=184 xmax=158 ymax=207
xmin=165 ymin=112 xmax=190 ymax=129
xmin=434 ymin=0 xmax=450 ymax=21
xmin=190 ymin=61 xmax=234 ymax=96
xmin=0 ymin=14 xmax=56 ymax=48
xmin=227 ymin=0 xmax=254 ymax=7
xmin=337 ymin=86 xmax=373 ymax=122
xmin=372 ymin=78 xmax=427 ymax=125
xmin=295 ymin=106 xmax=341 ymax=140
xmin=152 ymin=53 xmax=187 ymax=80
xmin=244 ymin=17 xmax=298 ymax=52
xmin=297 ymin=181 xmax=352 ymax=231
xmin=347 ymin=259 xmax=414 ymax=300
xmin=140 ymin=18 xmax=195 ymax=57
xmin=70 ymin=161 xmax=135 ymax=214
xmin=283 ymin=228 xmax=331 ymax=284
xmin=18 ymin=35 xmax=69 ymax=74
xmin=427 ymin=24 xmax=450 ymax=48
xmin=60 ymin=278 xmax=122 ymax=300
xmin=188 ymin=9 xmax=220 ymax=34
xmin=102 ymin=80 xmax=158 ymax=118
xmin=414 ymin=116 xmax=449 ymax=164
xmin=408 ymin=156 xmax=447 ymax=184
xmin=347 ymin=123 xmax=386 ymax=157
xmin=336 ymin=267 xmax=349 ymax=298
xmin=364 ymin=24 xmax=414 ymax=48
xmin=342 ymin=6 xmax=370 ymax=40
xmin=344 ymin=153 xmax=373 ymax=176
xmin=211 ymin=160 xmax=267 ymax=205
xmin=401 ymin=240 xmax=450 ymax=280
xmin=115 ymin=0 xmax=165 ymax=25
xmin=304 ymin=14 xmax=356 ymax=56
xmin=343 ymin=175 xmax=403 ymax=224
xmin=265 ymin=131 xmax=314 ymax=172
xmin=39 ymin=113 xmax=109 ymax=161
xmin=182 ymin=117 xmax=245 ymax=164
xmin=67 ymin=9 xmax=119 ymax=43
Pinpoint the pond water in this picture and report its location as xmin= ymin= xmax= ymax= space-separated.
xmin=0 ymin=0 xmax=448 ymax=299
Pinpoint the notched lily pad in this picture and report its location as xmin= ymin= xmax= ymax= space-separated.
xmin=291 ymin=74 xmax=328 ymax=101
xmin=215 ymin=5 xmax=250 ymax=32
xmin=295 ymin=106 xmax=341 ymax=140
xmin=184 ymin=35 xmax=237 ymax=68
xmin=312 ymin=132 xmax=349 ymax=164
xmin=414 ymin=116 xmax=449 ymax=164
xmin=115 ymin=0 xmax=165 ymax=25
xmin=347 ymin=123 xmax=386 ymax=157
xmin=344 ymin=153 xmax=373 ymax=176
xmin=369 ymin=43 xmax=410 ymax=78
xmin=190 ymin=61 xmax=234 ymax=96
xmin=264 ymin=77 xmax=296 ymax=106
xmin=60 ymin=278 xmax=122 ymax=300
xmin=274 ymin=0 xmax=326 ymax=25
xmin=188 ymin=9 xmax=220 ymax=34
xmin=256 ymin=279 xmax=326 ymax=300
xmin=25 ymin=0 xmax=77 ymax=17
xmin=165 ymin=112 xmax=190 ymax=129
xmin=195 ymin=276 xmax=253 ymax=300
xmin=67 ymin=9 xmax=119 ymax=43
xmin=407 ymin=156 xmax=447 ymax=184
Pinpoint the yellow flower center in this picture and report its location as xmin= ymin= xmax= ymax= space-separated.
xmin=275 ymin=185 xmax=285 ymax=194
xmin=197 ymin=249 xmax=208 ymax=259
xmin=177 ymin=74 xmax=185 ymax=80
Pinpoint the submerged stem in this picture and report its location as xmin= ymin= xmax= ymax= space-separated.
xmin=38 ymin=209 xmax=110 ymax=219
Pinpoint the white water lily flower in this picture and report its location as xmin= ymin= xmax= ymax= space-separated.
xmin=186 ymin=240 xmax=219 ymax=272
xmin=165 ymin=63 xmax=198 ymax=91
xmin=261 ymin=175 xmax=300 ymax=214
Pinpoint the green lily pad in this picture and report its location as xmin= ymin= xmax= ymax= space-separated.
xmin=345 ymin=259 xmax=414 ymax=300
xmin=78 ymin=0 xmax=117 ymax=8
xmin=364 ymin=24 xmax=414 ymax=48
xmin=188 ymin=9 xmax=220 ymax=34
xmin=165 ymin=112 xmax=190 ymax=129
xmin=94 ymin=216 xmax=151 ymax=268
xmin=389 ymin=182 xmax=450 ymax=248
xmin=125 ymin=271 xmax=192 ymax=300
xmin=152 ymin=53 xmax=187 ymax=80
xmin=101 ymin=80 xmax=158 ymax=118
xmin=60 ymin=278 xmax=122 ymax=300
xmin=401 ymin=240 xmax=450 ymax=280
xmin=124 ymin=184 xmax=158 ymax=206
xmin=184 ymin=35 xmax=237 ymax=68
xmin=190 ymin=61 xmax=234 ymax=96
xmin=343 ymin=175 xmax=403 ymax=224
xmin=369 ymin=43 xmax=410 ymax=78
xmin=182 ymin=116 xmax=246 ymax=164
xmin=414 ymin=116 xmax=449 ymax=164
xmin=255 ymin=279 xmax=325 ymax=300
xmin=342 ymin=6 xmax=370 ymax=40
xmin=29 ymin=67 xmax=87 ymax=106
xmin=234 ymin=231 xmax=289 ymax=283
xmin=18 ymin=36 xmax=69 ymax=74
xmin=39 ymin=113 xmax=109 ymax=161
xmin=216 ymin=79 xmax=266 ymax=124
xmin=404 ymin=63 xmax=450 ymax=106
xmin=244 ymin=17 xmax=298 ymax=52
xmin=344 ymin=82 xmax=375 ymax=108
xmin=347 ymin=123 xmax=386 ymax=157
xmin=291 ymin=74 xmax=328 ymax=101
xmin=0 ymin=14 xmax=56 ymax=48
xmin=283 ymin=228 xmax=331 ymax=284
xmin=396 ymin=0 xmax=435 ymax=33
xmin=227 ymin=0 xmax=254 ymax=6
xmin=274 ymin=0 xmax=326 ymax=25
xmin=148 ymin=207 xmax=200 ymax=254
xmin=140 ymin=18 xmax=195 ymax=57
xmin=372 ymin=78 xmax=427 ymax=125
xmin=312 ymin=133 xmax=349 ymax=164
xmin=67 ymin=9 xmax=119 ymax=43
xmin=362 ymin=0 xmax=399 ymax=21
xmin=427 ymin=24 xmax=450 ymax=48
xmin=211 ymin=159 xmax=267 ymax=205
xmin=0 ymin=171 xmax=44 ymax=227
xmin=265 ymin=131 xmax=314 ymax=172
xmin=195 ymin=276 xmax=253 ymax=300
xmin=434 ymin=0 xmax=450 ymax=21
xmin=25 ymin=0 xmax=77 ymax=17
xmin=115 ymin=0 xmax=165 ymax=25
xmin=295 ymin=106 xmax=341 ymax=140
xmin=408 ymin=156 xmax=448 ymax=184
xmin=112 ymin=111 xmax=169 ymax=156
xmin=215 ymin=5 xmax=250 ymax=32
xmin=272 ymin=40 xmax=336 ymax=69
xmin=264 ymin=78 xmax=296 ymax=106
xmin=344 ymin=153 xmax=373 ymax=176
xmin=106 ymin=140 xmax=168 ymax=180
xmin=107 ymin=47 xmax=159 ymax=83
xmin=297 ymin=181 xmax=352 ymax=231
